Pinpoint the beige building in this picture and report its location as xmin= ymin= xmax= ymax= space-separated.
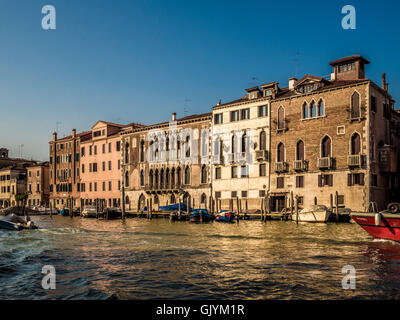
xmin=0 ymin=165 xmax=28 ymax=208
xmin=27 ymin=162 xmax=50 ymax=207
xmin=120 ymin=112 xmax=212 ymax=212
xmin=211 ymin=87 xmax=270 ymax=211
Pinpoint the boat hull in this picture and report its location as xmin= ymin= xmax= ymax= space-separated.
xmin=351 ymin=212 xmax=400 ymax=241
xmin=292 ymin=210 xmax=329 ymax=223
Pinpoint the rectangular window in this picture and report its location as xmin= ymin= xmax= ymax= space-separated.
xmin=231 ymin=191 xmax=237 ymax=198
xmin=116 ymin=141 xmax=121 ymax=151
xmin=348 ymin=173 xmax=365 ymax=186
xmin=102 ymin=162 xmax=105 ymax=171
xmin=214 ymin=113 xmax=223 ymax=124
xmin=93 ymin=163 xmax=97 ymax=172
xmin=93 ymin=130 xmax=101 ymax=137
xmin=89 ymin=145 xmax=92 ymax=155
xmin=371 ymin=174 xmax=378 ymax=187
xmin=94 ymin=182 xmax=97 ymax=192
xmin=259 ymin=164 xmax=266 ymax=176
xmin=215 ymin=191 xmax=221 ymax=199
xmin=102 ymin=144 xmax=105 ymax=154
xmin=230 ymin=110 xmax=239 ymax=122
xmin=102 ymin=182 xmax=106 ymax=191
xmin=108 ymin=161 xmax=112 ymax=171
xmin=109 ymin=181 xmax=112 ymax=191
xmin=259 ymin=190 xmax=266 ymax=197
xmin=240 ymin=108 xmax=250 ymax=120
xmin=94 ymin=145 xmax=97 ymax=155
xmin=258 ymin=105 xmax=267 ymax=117
xmin=241 ymin=191 xmax=248 ymax=198
xmin=82 ymin=164 xmax=85 ymax=173
xmin=215 ymin=167 xmax=221 ymax=179
xmin=89 ymin=183 xmax=92 ymax=192
xmin=296 ymin=176 xmax=304 ymax=188
xmin=231 ymin=166 xmax=237 ymax=178
xmin=277 ymin=177 xmax=284 ymax=188
xmin=371 ymin=96 xmax=377 ymax=113
xmin=81 ymin=147 xmax=85 ymax=157
xmin=118 ymin=160 xmax=120 ymax=170
xmin=241 ymin=165 xmax=248 ymax=178
xmin=89 ymin=163 xmax=92 ymax=172
xmin=108 ymin=143 xmax=112 ymax=153
xmin=318 ymin=174 xmax=333 ymax=187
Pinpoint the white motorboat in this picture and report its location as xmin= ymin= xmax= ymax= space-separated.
xmin=81 ymin=205 xmax=98 ymax=218
xmin=291 ymin=205 xmax=330 ymax=223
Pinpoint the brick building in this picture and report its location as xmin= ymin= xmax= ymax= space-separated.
xmin=27 ymin=162 xmax=50 ymax=207
xmin=49 ymin=129 xmax=90 ymax=210
xmin=268 ymin=55 xmax=399 ymax=212
xmin=0 ymin=165 xmax=28 ymax=208
xmin=120 ymin=112 xmax=212 ymax=212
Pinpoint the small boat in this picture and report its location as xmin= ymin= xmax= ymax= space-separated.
xmin=189 ymin=209 xmax=212 ymax=223
xmin=291 ymin=205 xmax=330 ymax=223
xmin=351 ymin=202 xmax=400 ymax=241
xmin=60 ymin=208 xmax=70 ymax=217
xmin=99 ymin=207 xmax=122 ymax=220
xmin=0 ymin=214 xmax=38 ymax=231
xmin=81 ymin=205 xmax=97 ymax=218
xmin=215 ymin=211 xmax=236 ymax=223
xmin=32 ymin=206 xmax=59 ymax=215
xmin=169 ymin=211 xmax=188 ymax=221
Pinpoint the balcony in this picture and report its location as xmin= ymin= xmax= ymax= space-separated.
xmin=255 ymin=150 xmax=268 ymax=161
xmin=318 ymin=157 xmax=333 ymax=169
xmin=274 ymin=162 xmax=288 ymax=173
xmin=226 ymin=153 xmax=235 ymax=164
xmin=348 ymin=154 xmax=361 ymax=167
xmin=212 ymin=155 xmax=224 ymax=165
xmin=234 ymin=152 xmax=246 ymax=163
xmin=293 ymin=160 xmax=307 ymax=171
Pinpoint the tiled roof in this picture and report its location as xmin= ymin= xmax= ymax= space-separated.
xmin=329 ymin=55 xmax=370 ymax=66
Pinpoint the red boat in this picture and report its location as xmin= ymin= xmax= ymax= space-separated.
xmin=351 ymin=203 xmax=400 ymax=241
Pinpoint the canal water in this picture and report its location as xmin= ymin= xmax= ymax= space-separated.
xmin=1 ymin=216 xmax=400 ymax=300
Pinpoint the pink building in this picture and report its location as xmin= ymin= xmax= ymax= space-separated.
xmin=79 ymin=121 xmax=143 ymax=208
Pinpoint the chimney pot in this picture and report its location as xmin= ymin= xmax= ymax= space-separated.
xmin=382 ymin=73 xmax=388 ymax=91
xmin=289 ymin=78 xmax=297 ymax=90
xmin=172 ymin=112 xmax=176 ymax=121
xmin=53 ymin=132 xmax=57 ymax=141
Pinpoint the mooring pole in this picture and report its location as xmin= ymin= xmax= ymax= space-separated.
xmin=290 ymin=191 xmax=294 ymax=221
xmin=261 ymin=198 xmax=264 ymax=222
xmin=335 ymin=191 xmax=339 ymax=222
xmin=295 ymin=195 xmax=299 ymax=225
xmin=121 ymin=185 xmax=126 ymax=220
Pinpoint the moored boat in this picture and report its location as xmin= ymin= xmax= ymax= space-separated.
xmin=189 ymin=209 xmax=212 ymax=223
xmin=215 ymin=211 xmax=235 ymax=223
xmin=60 ymin=208 xmax=70 ymax=216
xmin=351 ymin=203 xmax=400 ymax=241
xmin=291 ymin=205 xmax=330 ymax=223
xmin=81 ymin=205 xmax=97 ymax=218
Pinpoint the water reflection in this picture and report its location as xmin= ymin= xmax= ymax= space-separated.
xmin=1 ymin=216 xmax=400 ymax=299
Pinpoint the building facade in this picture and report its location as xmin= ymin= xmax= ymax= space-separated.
xmin=49 ymin=129 xmax=88 ymax=210
xmin=121 ymin=113 xmax=212 ymax=212
xmin=211 ymin=87 xmax=270 ymax=212
xmin=79 ymin=121 xmax=135 ymax=208
xmin=0 ymin=165 xmax=28 ymax=208
xmin=27 ymin=162 xmax=50 ymax=207
xmin=267 ymin=55 xmax=399 ymax=212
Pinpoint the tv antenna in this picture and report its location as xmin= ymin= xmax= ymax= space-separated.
xmin=56 ymin=121 xmax=62 ymax=134
xmin=294 ymin=52 xmax=300 ymax=78
xmin=184 ymin=99 xmax=191 ymax=117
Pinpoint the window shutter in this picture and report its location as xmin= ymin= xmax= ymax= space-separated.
xmin=360 ymin=173 xmax=365 ymax=185
xmin=348 ymin=173 xmax=353 ymax=186
xmin=328 ymin=174 xmax=333 ymax=187
xmin=318 ymin=175 xmax=322 ymax=187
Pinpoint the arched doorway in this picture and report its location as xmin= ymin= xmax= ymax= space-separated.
xmin=138 ymin=194 xmax=146 ymax=212
xmin=183 ymin=192 xmax=191 ymax=210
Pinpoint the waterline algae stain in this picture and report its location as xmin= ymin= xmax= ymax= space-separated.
xmin=2 ymin=216 xmax=400 ymax=299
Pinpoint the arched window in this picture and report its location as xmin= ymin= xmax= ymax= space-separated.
xmin=201 ymin=165 xmax=207 ymax=184
xmin=296 ymin=140 xmax=304 ymax=160
xmin=241 ymin=132 xmax=247 ymax=153
xmin=201 ymin=193 xmax=207 ymax=204
xmin=155 ymin=169 xmax=159 ymax=187
xmin=321 ymin=136 xmax=331 ymax=157
xmin=232 ymin=134 xmax=237 ymax=153
xmin=125 ymin=142 xmax=129 ymax=164
xmin=277 ymin=142 xmax=285 ymax=162
xmin=201 ymin=130 xmax=208 ymax=157
xmin=140 ymin=170 xmax=144 ymax=186
xmin=302 ymin=102 xmax=309 ymax=119
xmin=277 ymin=106 xmax=285 ymax=130
xmin=149 ymin=169 xmax=153 ymax=187
xmin=125 ymin=171 xmax=130 ymax=187
xmin=259 ymin=131 xmax=266 ymax=150
xmin=160 ymin=168 xmax=164 ymax=188
xmin=351 ymin=91 xmax=360 ymax=119
xmin=165 ymin=168 xmax=170 ymax=187
xmin=185 ymin=135 xmax=190 ymax=158
xmin=184 ymin=166 xmax=190 ymax=185
xmin=170 ymin=194 xmax=176 ymax=204
xmin=310 ymin=101 xmax=317 ymax=117
xmin=318 ymin=99 xmax=324 ymax=116
xmin=166 ymin=137 xmax=170 ymax=152
xmin=140 ymin=140 xmax=145 ymax=162
xmin=351 ymin=133 xmax=361 ymax=155
xmin=171 ymin=168 xmax=175 ymax=187
xmin=177 ymin=167 xmax=182 ymax=185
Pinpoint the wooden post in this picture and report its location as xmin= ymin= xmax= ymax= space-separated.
xmin=236 ymin=197 xmax=239 ymax=215
xmin=330 ymin=194 xmax=333 ymax=212
xmin=295 ymin=195 xmax=299 ymax=224
xmin=121 ymin=185 xmax=126 ymax=220
xmin=335 ymin=191 xmax=339 ymax=222
xmin=290 ymin=191 xmax=294 ymax=221
xmin=314 ymin=196 xmax=317 ymax=205
xmin=49 ymin=201 xmax=52 ymax=218
xmin=261 ymin=198 xmax=264 ymax=222
xmin=150 ymin=198 xmax=153 ymax=219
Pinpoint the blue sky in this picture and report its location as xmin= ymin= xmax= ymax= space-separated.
xmin=1 ymin=0 xmax=399 ymax=160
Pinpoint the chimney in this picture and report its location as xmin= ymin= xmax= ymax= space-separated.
xmin=72 ymin=128 xmax=76 ymax=138
xmin=289 ymin=78 xmax=297 ymax=90
xmin=172 ymin=112 xmax=176 ymax=121
xmin=53 ymin=132 xmax=57 ymax=141
xmin=382 ymin=73 xmax=388 ymax=91
xmin=217 ymin=99 xmax=221 ymax=106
